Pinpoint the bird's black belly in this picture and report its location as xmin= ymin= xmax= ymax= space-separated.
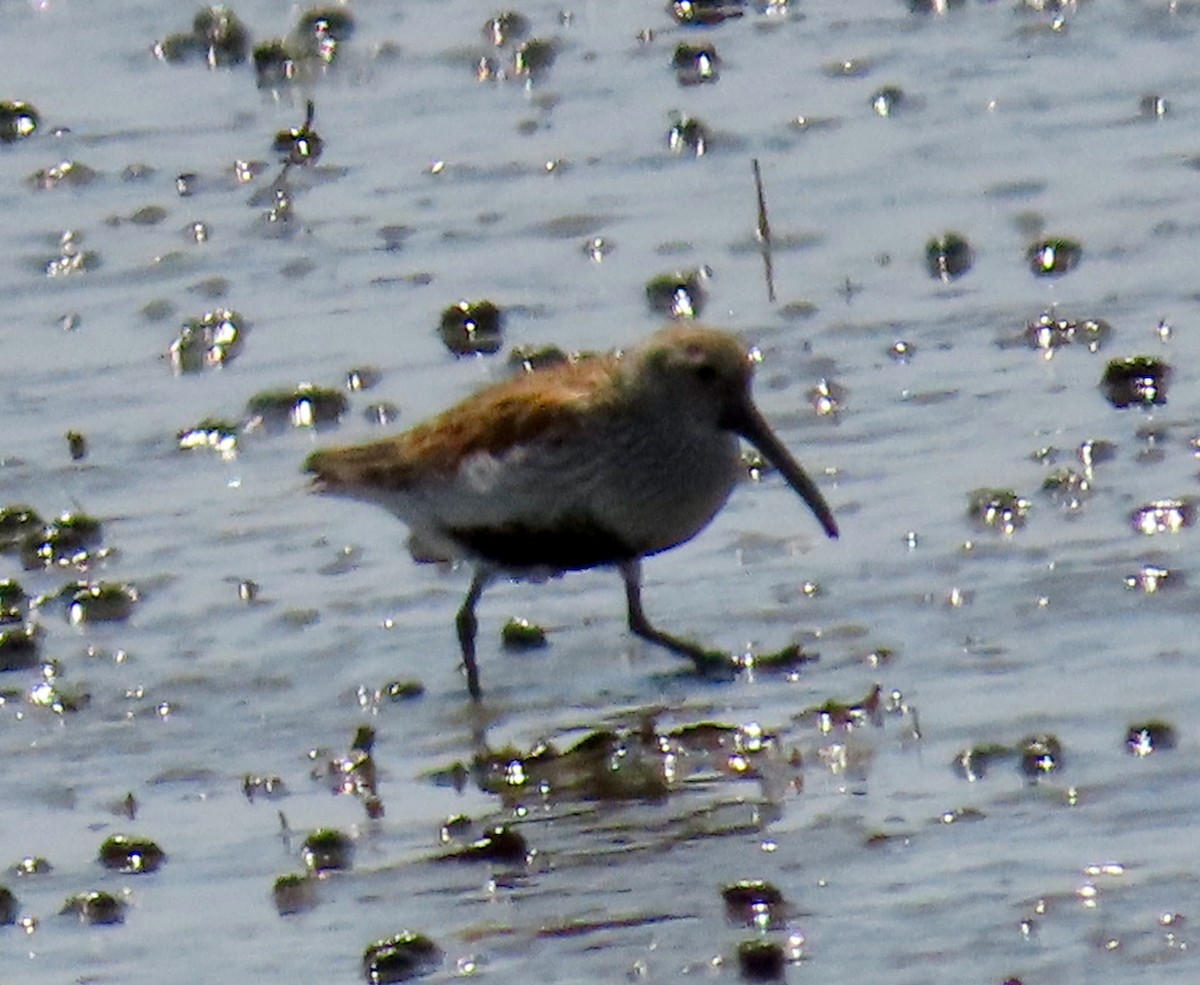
xmin=448 ymin=518 xmax=639 ymax=572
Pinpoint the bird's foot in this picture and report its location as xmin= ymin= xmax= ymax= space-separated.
xmin=687 ymin=647 xmax=740 ymax=680
xmin=629 ymin=617 xmax=813 ymax=681
xmin=733 ymin=642 xmax=818 ymax=673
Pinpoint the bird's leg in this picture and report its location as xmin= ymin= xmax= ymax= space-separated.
xmin=619 ymin=560 xmax=736 ymax=675
xmin=455 ymin=567 xmax=495 ymax=701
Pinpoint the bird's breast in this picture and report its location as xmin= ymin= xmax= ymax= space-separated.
xmin=597 ymin=425 xmax=741 ymax=556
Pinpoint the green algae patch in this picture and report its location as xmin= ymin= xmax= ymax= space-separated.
xmin=273 ymin=872 xmax=317 ymax=915
xmin=301 ymin=828 xmax=354 ymax=873
xmin=501 ymin=616 xmax=548 ymax=650
xmin=439 ymin=299 xmax=504 ymax=356
xmin=362 ymin=931 xmax=441 ymax=983
xmin=177 ymin=418 xmax=241 ymax=457
xmin=98 ymin=835 xmax=166 ymax=874
xmin=60 ymin=890 xmax=125 ymax=925
xmin=246 ymin=384 xmax=347 ymax=430
xmin=19 ymin=512 xmax=104 ymax=569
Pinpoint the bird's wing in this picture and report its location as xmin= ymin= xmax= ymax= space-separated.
xmin=305 ymin=354 xmax=622 ymax=493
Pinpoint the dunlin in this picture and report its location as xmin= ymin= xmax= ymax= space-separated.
xmin=306 ymin=324 xmax=838 ymax=700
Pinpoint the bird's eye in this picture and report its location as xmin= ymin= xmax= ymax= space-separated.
xmin=694 ymin=363 xmax=718 ymax=383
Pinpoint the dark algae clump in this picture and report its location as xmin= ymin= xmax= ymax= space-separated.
xmin=98 ymin=835 xmax=166 ymax=873
xmin=362 ymin=931 xmax=441 ymax=983
xmin=1101 ymin=356 xmax=1170 ymax=408
xmin=438 ymin=300 xmax=504 ymax=356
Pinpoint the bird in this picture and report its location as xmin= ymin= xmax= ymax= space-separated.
xmin=305 ymin=324 xmax=838 ymax=700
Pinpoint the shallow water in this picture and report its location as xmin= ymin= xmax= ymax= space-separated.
xmin=2 ymin=0 xmax=1199 ymax=982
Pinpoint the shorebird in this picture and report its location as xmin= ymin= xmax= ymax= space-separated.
xmin=306 ymin=324 xmax=838 ymax=700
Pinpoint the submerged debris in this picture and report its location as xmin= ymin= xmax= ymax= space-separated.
xmin=925 ymin=232 xmax=972 ymax=281
xmin=66 ymin=431 xmax=88 ymax=461
xmin=0 ymin=506 xmax=43 ymax=552
xmin=312 ymin=725 xmax=382 ymax=818
xmin=953 ymin=735 xmax=1066 ymax=781
xmin=66 ymin=582 xmax=139 ymax=624
xmin=667 ymin=113 xmax=710 ymax=156
xmin=19 ymin=512 xmax=104 ymax=569
xmin=1139 ymin=93 xmax=1169 ymax=119
xmin=645 ymin=268 xmax=710 ymax=318
xmin=501 ymin=617 xmax=548 ymax=650
xmin=804 ymin=684 xmax=884 ymax=733
xmin=28 ymin=665 xmax=91 ymax=714
xmin=1018 ymin=733 xmax=1063 ymax=777
xmin=355 ymin=679 xmax=424 ymax=709
xmin=32 ymin=580 xmax=135 ymax=621
xmin=436 ymin=713 xmax=785 ymax=804
xmin=0 ymin=622 xmax=39 ymax=672
xmin=1078 ymin=438 xmax=1117 ymax=469
xmin=0 ymin=885 xmax=16 ymax=924
xmin=436 ymin=823 xmax=530 ymax=864
xmin=362 ymin=400 xmax=399 ymax=426
xmin=513 ymin=38 xmax=556 ymax=79
xmin=1023 ymin=312 xmax=1111 ymax=353
xmin=252 ymin=40 xmax=297 ymax=86
xmin=937 ymin=807 xmax=985 ymax=825
xmin=1027 ymin=237 xmax=1082 ymax=276
xmin=0 ymin=100 xmax=39 ymax=143
xmin=673 ymin=42 xmax=720 ymax=86
xmin=1125 ymin=721 xmax=1177 ymax=756
xmin=158 ymin=5 xmax=360 ymax=83
xmin=0 ymin=578 xmax=27 ymax=618
xmin=721 ymin=880 xmax=788 ymax=928
xmin=1101 ymin=356 xmax=1170 ymax=408
xmin=736 ymin=938 xmax=787 ymax=981
xmin=10 ymin=856 xmax=52 ymax=877
xmin=582 ymin=235 xmax=613 ymax=262
xmin=807 ymin=377 xmax=845 ymax=418
xmin=295 ymin=8 xmax=355 ymax=63
xmin=42 ymin=230 xmax=100 ymax=276
xmin=1040 ymin=468 xmax=1090 ymax=514
xmin=168 ymin=308 xmax=246 ymax=373
xmin=242 ymin=774 xmax=287 ymax=801
xmin=507 ymin=344 xmax=572 ymax=373
xmin=1130 ymin=499 xmax=1194 ymax=536
xmin=483 ymin=11 xmax=531 ymax=47
xmin=60 ymin=890 xmax=125 ymax=925
xmin=380 ymin=680 xmax=424 ymax=702
xmin=177 ymin=418 xmax=241 ymax=457
xmin=870 ymin=85 xmax=908 ymax=117
xmin=908 ymin=0 xmax=967 ymax=11
xmin=1123 ymin=563 xmax=1176 ymax=593
xmin=438 ymin=299 xmax=504 ymax=356
xmin=301 ymin=828 xmax=354 ymax=873
xmin=273 ymin=100 xmax=323 ymax=167
xmin=29 ymin=162 xmax=98 ymax=191
xmin=668 ymin=0 xmax=746 ymax=26
xmin=470 ymin=729 xmax=669 ymax=802
xmin=252 ymin=7 xmax=357 ymax=86
xmin=192 ymin=3 xmax=250 ymax=63
xmin=953 ymin=743 xmax=1006 ymax=782
xmin=245 ymin=384 xmax=347 ymax=430
xmin=273 ymin=872 xmax=317 ymax=915
xmin=154 ymin=4 xmax=250 ymax=67
xmin=967 ymin=488 xmax=1030 ymax=535
xmin=345 ymin=366 xmax=381 ymax=392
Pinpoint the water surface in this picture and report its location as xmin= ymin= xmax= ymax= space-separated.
xmin=2 ymin=1 xmax=1198 ymax=982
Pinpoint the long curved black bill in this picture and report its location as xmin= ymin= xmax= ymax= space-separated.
xmin=733 ymin=402 xmax=839 ymax=539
